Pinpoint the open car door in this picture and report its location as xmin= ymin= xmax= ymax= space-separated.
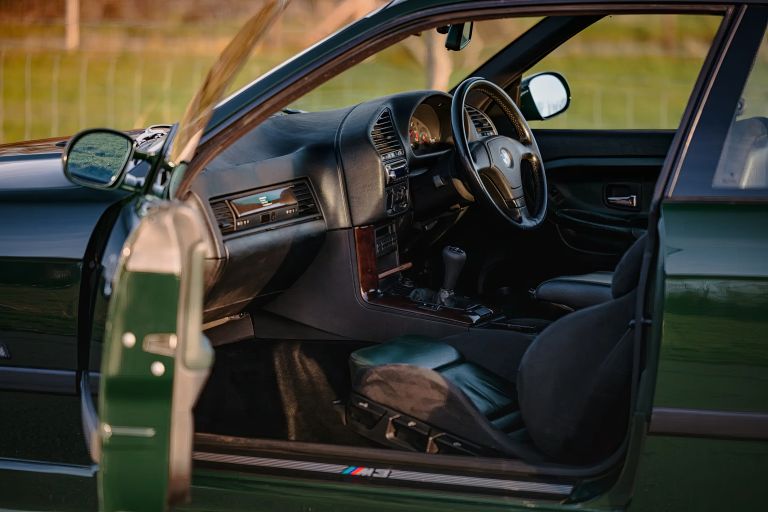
xmin=67 ymin=2 xmax=291 ymax=509
xmin=97 ymin=202 xmax=212 ymax=512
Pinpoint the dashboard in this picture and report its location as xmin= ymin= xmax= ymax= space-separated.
xmin=190 ymin=90 xmax=498 ymax=320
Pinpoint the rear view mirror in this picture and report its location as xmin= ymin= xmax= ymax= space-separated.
xmin=520 ymin=72 xmax=571 ymax=121
xmin=63 ymin=129 xmax=134 ymax=189
xmin=445 ymin=22 xmax=473 ymax=51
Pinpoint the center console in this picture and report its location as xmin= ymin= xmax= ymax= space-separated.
xmin=354 ymin=223 xmax=496 ymax=326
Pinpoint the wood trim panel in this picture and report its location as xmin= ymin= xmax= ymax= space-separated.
xmin=354 ymin=225 xmax=378 ymax=296
xmin=353 ymin=225 xmax=474 ymax=325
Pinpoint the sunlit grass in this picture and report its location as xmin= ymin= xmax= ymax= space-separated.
xmin=0 ymin=13 xmax=722 ymax=143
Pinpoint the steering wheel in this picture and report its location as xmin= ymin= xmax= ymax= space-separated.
xmin=451 ymin=77 xmax=548 ymax=229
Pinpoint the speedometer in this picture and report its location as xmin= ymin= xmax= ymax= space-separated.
xmin=409 ymin=104 xmax=442 ymax=153
xmin=409 ymin=118 xmax=435 ymax=150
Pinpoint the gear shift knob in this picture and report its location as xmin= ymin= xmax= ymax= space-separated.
xmin=441 ymin=246 xmax=466 ymax=293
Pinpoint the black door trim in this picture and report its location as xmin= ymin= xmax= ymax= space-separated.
xmin=0 ymin=457 xmax=96 ymax=477
xmin=0 ymin=365 xmax=77 ymax=395
xmin=649 ymin=407 xmax=768 ymax=441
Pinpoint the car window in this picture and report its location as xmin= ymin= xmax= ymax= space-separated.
xmin=710 ymin=34 xmax=768 ymax=191
xmin=527 ymin=14 xmax=721 ymax=130
xmin=289 ymin=18 xmax=540 ymax=112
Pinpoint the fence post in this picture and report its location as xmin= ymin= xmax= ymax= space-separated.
xmin=133 ymin=59 xmax=143 ymax=127
xmin=107 ymin=56 xmax=117 ymax=127
xmin=0 ymin=50 xmax=4 ymax=144
xmin=593 ymin=87 xmax=603 ymax=128
xmin=163 ymin=61 xmax=174 ymax=124
xmin=51 ymin=54 xmax=61 ymax=137
xmin=625 ymin=89 xmax=635 ymax=129
xmin=65 ymin=0 xmax=80 ymax=51
xmin=79 ymin=56 xmax=88 ymax=130
xmin=24 ymin=53 xmax=32 ymax=140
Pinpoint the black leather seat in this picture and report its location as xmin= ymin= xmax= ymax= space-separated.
xmin=532 ymin=271 xmax=613 ymax=312
xmin=348 ymin=235 xmax=646 ymax=464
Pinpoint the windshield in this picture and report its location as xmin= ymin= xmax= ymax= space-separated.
xmin=288 ymin=18 xmax=540 ymax=112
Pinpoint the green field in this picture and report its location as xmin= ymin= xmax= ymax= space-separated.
xmin=0 ymin=13 xmax=723 ymax=143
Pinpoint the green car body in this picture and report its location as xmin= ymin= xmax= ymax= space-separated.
xmin=0 ymin=0 xmax=767 ymax=510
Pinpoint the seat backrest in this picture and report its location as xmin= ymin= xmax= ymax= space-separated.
xmin=516 ymin=235 xmax=646 ymax=463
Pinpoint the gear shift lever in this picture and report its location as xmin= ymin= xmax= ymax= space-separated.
xmin=438 ymin=246 xmax=466 ymax=305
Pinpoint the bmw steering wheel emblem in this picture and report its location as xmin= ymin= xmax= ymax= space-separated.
xmin=500 ymin=148 xmax=512 ymax=167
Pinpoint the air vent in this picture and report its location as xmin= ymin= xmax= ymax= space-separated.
xmin=371 ymin=108 xmax=404 ymax=160
xmin=209 ymin=179 xmax=322 ymax=236
xmin=291 ymin=180 xmax=319 ymax=216
xmin=466 ymin=106 xmax=497 ymax=137
xmin=211 ymin=201 xmax=235 ymax=234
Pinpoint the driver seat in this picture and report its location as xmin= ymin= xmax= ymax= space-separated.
xmin=347 ymin=235 xmax=646 ymax=463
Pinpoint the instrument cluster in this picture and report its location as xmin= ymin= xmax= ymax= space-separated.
xmin=408 ymin=103 xmax=445 ymax=154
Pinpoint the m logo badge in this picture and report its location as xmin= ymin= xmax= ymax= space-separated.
xmin=341 ymin=466 xmax=392 ymax=478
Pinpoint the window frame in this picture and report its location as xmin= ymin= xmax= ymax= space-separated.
xmin=667 ymin=5 xmax=768 ymax=201
xmin=524 ymin=13 xmax=725 ymax=131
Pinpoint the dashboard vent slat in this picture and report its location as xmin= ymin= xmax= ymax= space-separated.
xmin=291 ymin=180 xmax=319 ymax=215
xmin=466 ymin=106 xmax=497 ymax=137
xmin=211 ymin=201 xmax=235 ymax=234
xmin=371 ymin=108 xmax=404 ymax=159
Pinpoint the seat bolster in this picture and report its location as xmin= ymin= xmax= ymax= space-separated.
xmin=355 ymin=363 xmax=543 ymax=462
xmin=349 ymin=336 xmax=461 ymax=383
xmin=533 ymin=271 xmax=613 ymax=310
xmin=440 ymin=363 xmax=517 ymax=420
xmin=517 ymin=291 xmax=636 ymax=462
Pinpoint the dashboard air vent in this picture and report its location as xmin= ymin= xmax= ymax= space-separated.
xmin=209 ymin=178 xmax=322 ymax=237
xmin=466 ymin=106 xmax=497 ymax=137
xmin=211 ymin=200 xmax=235 ymax=234
xmin=292 ymin=180 xmax=319 ymax=216
xmin=371 ymin=108 xmax=404 ymax=160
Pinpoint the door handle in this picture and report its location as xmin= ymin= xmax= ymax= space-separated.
xmin=606 ymin=194 xmax=637 ymax=208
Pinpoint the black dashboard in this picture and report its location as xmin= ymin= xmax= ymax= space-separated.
xmin=190 ymin=90 xmax=498 ymax=320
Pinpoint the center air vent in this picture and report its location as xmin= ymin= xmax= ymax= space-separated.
xmin=466 ymin=106 xmax=497 ymax=137
xmin=371 ymin=108 xmax=404 ymax=161
xmin=211 ymin=201 xmax=235 ymax=234
xmin=209 ymin=178 xmax=321 ymax=236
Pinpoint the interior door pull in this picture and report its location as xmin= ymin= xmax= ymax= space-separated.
xmin=606 ymin=194 xmax=637 ymax=208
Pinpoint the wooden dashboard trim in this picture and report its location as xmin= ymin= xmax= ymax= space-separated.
xmin=353 ymin=225 xmax=473 ymax=325
xmin=354 ymin=225 xmax=379 ymax=295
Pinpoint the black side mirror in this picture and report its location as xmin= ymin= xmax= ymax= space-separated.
xmin=520 ymin=72 xmax=571 ymax=121
xmin=445 ymin=22 xmax=473 ymax=51
xmin=63 ymin=129 xmax=134 ymax=189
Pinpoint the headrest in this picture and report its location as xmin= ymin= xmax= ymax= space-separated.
xmin=611 ymin=234 xmax=647 ymax=298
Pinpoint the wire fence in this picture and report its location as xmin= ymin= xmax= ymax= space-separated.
xmin=0 ymin=7 xmax=722 ymax=143
xmin=0 ymin=49 xmax=704 ymax=144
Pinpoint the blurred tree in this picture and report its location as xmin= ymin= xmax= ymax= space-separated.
xmin=425 ymin=30 xmax=452 ymax=90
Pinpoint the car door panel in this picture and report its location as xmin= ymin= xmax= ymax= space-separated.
xmin=535 ymin=129 xmax=673 ymax=257
xmin=634 ymin=8 xmax=768 ymax=509
xmin=634 ymin=203 xmax=768 ymax=511
xmin=96 ymin=201 xmax=212 ymax=512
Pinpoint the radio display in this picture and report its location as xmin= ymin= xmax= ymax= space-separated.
xmin=230 ymin=186 xmax=297 ymax=218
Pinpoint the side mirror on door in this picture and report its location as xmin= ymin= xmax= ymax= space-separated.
xmin=520 ymin=72 xmax=571 ymax=121
xmin=63 ymin=129 xmax=135 ymax=189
